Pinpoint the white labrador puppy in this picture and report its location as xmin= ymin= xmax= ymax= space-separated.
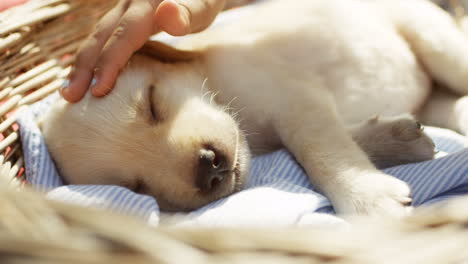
xmin=41 ymin=0 xmax=468 ymax=216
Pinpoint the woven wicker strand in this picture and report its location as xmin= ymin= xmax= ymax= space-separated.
xmin=0 ymin=0 xmax=116 ymax=186
xmin=0 ymin=1 xmax=468 ymax=263
xmin=0 ymin=187 xmax=467 ymax=263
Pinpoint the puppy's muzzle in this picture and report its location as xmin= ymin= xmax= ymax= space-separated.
xmin=196 ymin=148 xmax=230 ymax=192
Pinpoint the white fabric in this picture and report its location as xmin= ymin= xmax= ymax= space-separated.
xmin=18 ymin=93 xmax=468 ymax=227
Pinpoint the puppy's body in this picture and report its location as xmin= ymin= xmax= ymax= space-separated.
xmin=190 ymin=0 xmax=431 ymax=151
xmin=42 ymin=0 xmax=468 ymax=215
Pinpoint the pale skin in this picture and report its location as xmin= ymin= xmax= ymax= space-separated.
xmin=61 ymin=0 xmax=227 ymax=102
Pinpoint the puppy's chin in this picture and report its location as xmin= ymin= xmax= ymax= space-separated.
xmin=158 ymin=178 xmax=239 ymax=212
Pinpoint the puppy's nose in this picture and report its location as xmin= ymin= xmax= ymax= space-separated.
xmin=196 ymin=148 xmax=228 ymax=192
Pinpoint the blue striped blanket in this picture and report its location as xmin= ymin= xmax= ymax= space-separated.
xmin=18 ymin=93 xmax=468 ymax=227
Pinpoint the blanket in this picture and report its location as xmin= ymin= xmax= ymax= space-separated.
xmin=18 ymin=93 xmax=468 ymax=227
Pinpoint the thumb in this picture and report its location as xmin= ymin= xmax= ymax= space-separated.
xmin=155 ymin=0 xmax=226 ymax=36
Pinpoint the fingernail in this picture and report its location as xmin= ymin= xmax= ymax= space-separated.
xmin=89 ymin=77 xmax=98 ymax=94
xmin=60 ymin=79 xmax=70 ymax=95
xmin=90 ymin=77 xmax=97 ymax=88
xmin=67 ymin=67 xmax=75 ymax=81
xmin=62 ymin=79 xmax=70 ymax=88
xmin=165 ymin=0 xmax=178 ymax=5
xmin=174 ymin=1 xmax=190 ymax=28
xmin=90 ymin=67 xmax=100 ymax=92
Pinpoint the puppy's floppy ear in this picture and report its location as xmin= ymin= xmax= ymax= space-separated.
xmin=137 ymin=40 xmax=201 ymax=62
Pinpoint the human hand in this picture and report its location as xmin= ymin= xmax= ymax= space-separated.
xmin=61 ymin=0 xmax=226 ymax=102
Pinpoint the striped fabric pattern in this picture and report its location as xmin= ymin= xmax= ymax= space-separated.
xmin=17 ymin=93 xmax=468 ymax=227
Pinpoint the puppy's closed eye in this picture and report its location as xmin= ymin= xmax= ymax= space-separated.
xmin=147 ymin=84 xmax=163 ymax=124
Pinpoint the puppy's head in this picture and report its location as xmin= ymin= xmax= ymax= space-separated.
xmin=42 ymin=42 xmax=250 ymax=211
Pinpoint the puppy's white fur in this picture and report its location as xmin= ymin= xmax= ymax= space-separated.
xmin=42 ymin=0 xmax=468 ymax=215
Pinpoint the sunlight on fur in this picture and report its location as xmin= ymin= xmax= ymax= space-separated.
xmin=41 ymin=0 xmax=468 ymax=215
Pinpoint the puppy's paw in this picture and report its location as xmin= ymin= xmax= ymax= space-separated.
xmin=332 ymin=172 xmax=412 ymax=218
xmin=351 ymin=115 xmax=436 ymax=168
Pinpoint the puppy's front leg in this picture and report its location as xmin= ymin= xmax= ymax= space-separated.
xmin=273 ymin=86 xmax=411 ymax=216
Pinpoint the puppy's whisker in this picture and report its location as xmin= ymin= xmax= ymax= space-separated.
xmin=209 ymin=91 xmax=219 ymax=105
xmin=244 ymin=131 xmax=260 ymax=137
xmin=232 ymin=107 xmax=246 ymax=117
xmin=230 ymin=108 xmax=246 ymax=125
xmin=250 ymin=146 xmax=270 ymax=154
xmin=232 ymin=126 xmax=240 ymax=171
xmin=225 ymin=97 xmax=238 ymax=110
xmin=200 ymin=77 xmax=209 ymax=93
xmin=231 ymin=112 xmax=240 ymax=119
xmin=201 ymin=91 xmax=212 ymax=101
xmin=232 ymin=115 xmax=245 ymax=126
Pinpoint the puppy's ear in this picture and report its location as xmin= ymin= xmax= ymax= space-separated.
xmin=137 ymin=40 xmax=201 ymax=62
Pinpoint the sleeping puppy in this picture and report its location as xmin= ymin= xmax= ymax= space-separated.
xmin=41 ymin=0 xmax=468 ymax=216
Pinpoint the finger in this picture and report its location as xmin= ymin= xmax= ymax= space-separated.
xmin=90 ymin=2 xmax=157 ymax=97
xmin=62 ymin=1 xmax=129 ymax=102
xmin=155 ymin=0 xmax=226 ymax=36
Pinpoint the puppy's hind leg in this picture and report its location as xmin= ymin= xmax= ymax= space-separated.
xmin=389 ymin=0 xmax=468 ymax=95
xmin=418 ymin=88 xmax=468 ymax=136
xmin=349 ymin=115 xmax=436 ymax=169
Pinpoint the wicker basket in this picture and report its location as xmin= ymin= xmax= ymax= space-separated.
xmin=0 ymin=1 xmax=468 ymax=263
xmin=0 ymin=0 xmax=116 ymax=188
